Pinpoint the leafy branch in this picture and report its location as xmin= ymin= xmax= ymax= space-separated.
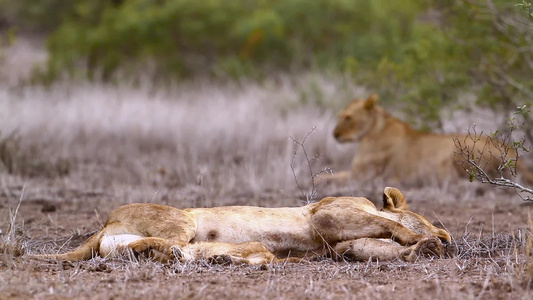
xmin=454 ymin=106 xmax=533 ymax=201
xmin=516 ymin=1 xmax=533 ymax=19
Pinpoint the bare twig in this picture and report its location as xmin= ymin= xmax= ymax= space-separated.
xmin=7 ymin=185 xmax=24 ymax=241
xmin=289 ymin=127 xmax=332 ymax=204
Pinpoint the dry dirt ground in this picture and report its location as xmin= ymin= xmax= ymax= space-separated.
xmin=2 ymin=176 xmax=533 ymax=299
xmin=1 ymin=46 xmax=533 ymax=298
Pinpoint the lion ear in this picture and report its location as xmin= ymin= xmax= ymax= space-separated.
xmin=382 ymin=187 xmax=408 ymax=210
xmin=364 ymin=94 xmax=379 ymax=110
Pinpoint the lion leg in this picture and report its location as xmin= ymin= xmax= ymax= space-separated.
xmin=178 ymin=241 xmax=290 ymax=265
xmin=312 ymin=211 xmax=426 ymax=246
xmin=127 ymin=237 xmax=179 ymax=262
xmin=371 ymin=222 xmax=428 ymax=246
xmin=334 ymin=237 xmax=444 ymax=262
xmin=384 ymin=221 xmax=429 ymax=246
xmin=207 ymin=254 xmax=307 ymax=265
xmin=400 ymin=237 xmax=445 ymax=262
xmin=334 ymin=238 xmax=405 ymax=261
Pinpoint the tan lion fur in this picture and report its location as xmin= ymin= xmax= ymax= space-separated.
xmin=31 ymin=187 xmax=451 ymax=264
xmin=322 ymin=94 xmax=533 ymax=185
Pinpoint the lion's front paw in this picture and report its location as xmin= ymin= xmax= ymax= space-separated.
xmin=401 ymin=237 xmax=444 ymax=262
xmin=416 ymin=237 xmax=444 ymax=257
xmin=209 ymin=254 xmax=233 ymax=265
xmin=170 ymin=245 xmax=184 ymax=261
xmin=443 ymin=242 xmax=457 ymax=258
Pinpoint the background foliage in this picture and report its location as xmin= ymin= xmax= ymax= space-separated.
xmin=1 ymin=0 xmax=532 ymax=129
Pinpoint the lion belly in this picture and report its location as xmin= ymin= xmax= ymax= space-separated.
xmin=187 ymin=206 xmax=319 ymax=256
xmin=99 ymin=233 xmax=144 ymax=258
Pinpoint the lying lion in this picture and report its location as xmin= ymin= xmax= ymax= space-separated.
xmin=31 ymin=187 xmax=451 ymax=264
xmin=322 ymin=94 xmax=533 ymax=184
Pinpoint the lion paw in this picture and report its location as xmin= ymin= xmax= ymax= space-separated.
xmin=443 ymin=242 xmax=457 ymax=257
xmin=209 ymin=254 xmax=233 ymax=265
xmin=416 ymin=237 xmax=443 ymax=257
xmin=402 ymin=237 xmax=444 ymax=262
xmin=170 ymin=245 xmax=183 ymax=260
xmin=127 ymin=241 xmax=171 ymax=262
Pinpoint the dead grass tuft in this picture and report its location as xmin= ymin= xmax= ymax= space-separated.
xmin=0 ymin=239 xmax=25 ymax=257
xmin=0 ymin=189 xmax=27 ymax=269
xmin=454 ymin=232 xmax=519 ymax=259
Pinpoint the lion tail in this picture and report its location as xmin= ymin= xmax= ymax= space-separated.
xmin=29 ymin=229 xmax=104 ymax=262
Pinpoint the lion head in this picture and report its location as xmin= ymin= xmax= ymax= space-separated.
xmin=382 ymin=187 xmax=452 ymax=244
xmin=333 ymin=94 xmax=380 ymax=143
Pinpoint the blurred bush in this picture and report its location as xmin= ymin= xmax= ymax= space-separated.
xmin=432 ymin=0 xmax=533 ymax=133
xmin=0 ymin=0 xmax=77 ymax=32
xmin=39 ymin=0 xmax=435 ymax=81
xmin=1 ymin=0 xmax=532 ymax=129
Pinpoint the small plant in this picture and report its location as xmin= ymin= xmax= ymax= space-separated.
xmin=516 ymin=1 xmax=533 ymax=19
xmin=0 ymin=186 xmax=26 ymax=260
xmin=289 ymin=127 xmax=331 ymax=204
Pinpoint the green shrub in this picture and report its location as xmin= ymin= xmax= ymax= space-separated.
xmin=0 ymin=0 xmax=77 ymax=32
xmin=435 ymin=1 xmax=533 ymax=111
xmin=41 ymin=0 xmax=433 ymax=80
xmin=5 ymin=0 xmax=533 ymax=130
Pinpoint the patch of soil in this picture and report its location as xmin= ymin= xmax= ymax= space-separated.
xmin=1 ymin=175 xmax=533 ymax=299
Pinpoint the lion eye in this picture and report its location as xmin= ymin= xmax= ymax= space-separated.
xmin=344 ymin=116 xmax=352 ymax=122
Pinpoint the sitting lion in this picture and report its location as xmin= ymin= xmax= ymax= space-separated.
xmin=322 ymin=94 xmax=533 ymax=185
xmin=31 ymin=187 xmax=451 ymax=264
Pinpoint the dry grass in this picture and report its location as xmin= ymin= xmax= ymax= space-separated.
xmin=1 ymin=40 xmax=533 ymax=299
xmin=2 ymin=233 xmax=533 ymax=299
xmin=0 ymin=76 xmax=364 ymax=204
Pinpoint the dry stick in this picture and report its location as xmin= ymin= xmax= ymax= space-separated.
xmin=7 ymin=184 xmax=24 ymax=241
xmin=57 ymin=235 xmax=75 ymax=254
xmin=94 ymin=208 xmax=103 ymax=228
xmin=289 ymin=127 xmax=340 ymax=259
xmin=290 ymin=127 xmax=317 ymax=202
xmin=151 ymin=188 xmax=160 ymax=203
xmin=289 ymin=127 xmax=332 ymax=203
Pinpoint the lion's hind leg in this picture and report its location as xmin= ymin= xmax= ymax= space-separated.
xmin=178 ymin=241 xmax=288 ymax=265
xmin=124 ymin=237 xmax=185 ymax=262
xmin=101 ymin=238 xmax=274 ymax=265
xmin=334 ymin=237 xmax=444 ymax=262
